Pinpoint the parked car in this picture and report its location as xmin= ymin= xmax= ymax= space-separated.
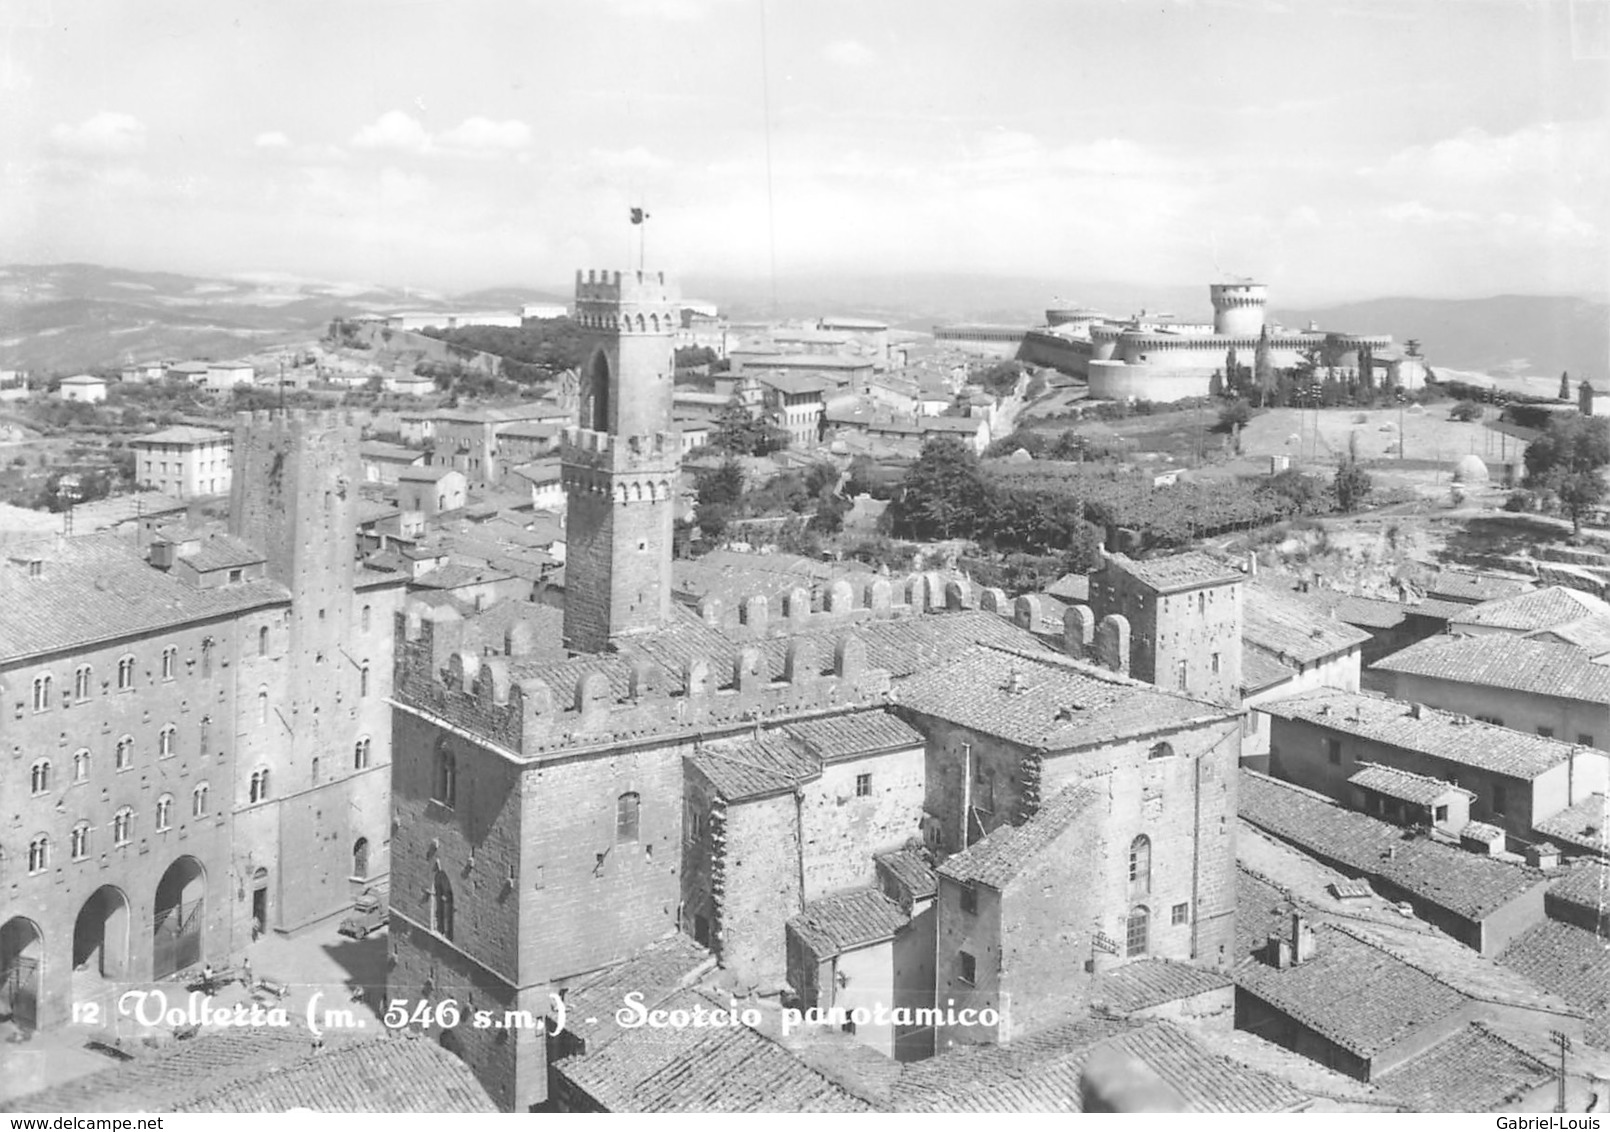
xmin=338 ymin=893 xmax=388 ymax=939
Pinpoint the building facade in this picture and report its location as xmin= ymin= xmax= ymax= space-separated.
xmin=131 ymin=427 xmax=234 ymax=499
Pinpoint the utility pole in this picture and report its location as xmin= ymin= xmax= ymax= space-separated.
xmin=1552 ymin=1029 xmax=1572 ymax=1112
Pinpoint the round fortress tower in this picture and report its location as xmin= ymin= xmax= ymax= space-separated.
xmin=1210 ymin=282 xmax=1268 ymax=337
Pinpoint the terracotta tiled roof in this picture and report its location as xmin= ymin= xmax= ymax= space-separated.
xmin=789 ymin=887 xmax=910 ymax=957
xmin=1498 ymin=921 xmax=1610 ymax=1049
xmin=1450 ymin=585 xmax=1610 ymax=631
xmin=1238 ymin=771 xmax=1547 ymax=921
xmin=1235 ymin=923 xmax=1466 ymax=1058
xmin=178 ymin=534 xmax=265 ymax=573
xmin=1242 ymin=648 xmax=1297 ymax=694
xmin=1244 ymin=585 xmax=1371 ymax=665
xmin=1532 ymin=794 xmax=1610 ymax=856
xmin=1373 ymin=1023 xmax=1554 ymax=1111
xmin=0 ymin=532 xmax=287 ymax=662
xmin=891 ymin=1015 xmax=1307 ymax=1112
xmin=134 ymin=425 xmax=231 ymax=445
xmin=875 ymin=845 xmax=938 ymax=901
xmin=784 ymin=709 xmax=924 ymax=761
xmin=9 ymin=1025 xmax=317 ymax=1112
xmin=558 ymin=932 xmax=715 ymax=1053
xmin=1347 ymin=763 xmax=1475 ymax=806
xmin=555 ymin=987 xmax=872 ymax=1112
xmin=1091 ymin=959 xmax=1233 ymax=1013
xmin=690 ymin=732 xmax=820 ymax=801
xmin=1047 ymin=572 xmax=1089 ymax=602
xmin=1304 ymin=591 xmax=1410 ymax=630
xmin=897 ymin=645 xmax=1225 ymax=751
xmin=1530 ymin=613 xmax=1610 ymax=655
xmin=1371 ymin=633 xmax=1610 ymax=704
xmin=173 ymin=1034 xmax=499 ymax=1112
xmin=1256 ymin=687 xmax=1592 ymax=780
xmin=1545 ymin=862 xmax=1610 ymax=926
xmin=399 ymin=465 xmax=457 ymax=482
xmin=1104 ymin=551 xmax=1244 ymax=594
xmin=939 ymin=780 xmax=1107 ymax=888
xmin=1428 ymin=569 xmax=1534 ymax=605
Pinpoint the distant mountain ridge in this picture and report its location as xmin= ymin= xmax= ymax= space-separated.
xmin=0 ymin=263 xmax=1602 ymax=381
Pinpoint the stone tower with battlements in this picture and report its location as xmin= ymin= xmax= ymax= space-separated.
xmin=563 ymin=269 xmax=681 ymax=653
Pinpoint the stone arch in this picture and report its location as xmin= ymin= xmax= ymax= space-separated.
xmin=575 ymin=671 xmax=613 ymax=714
xmin=785 ymin=587 xmax=812 ymax=623
xmin=685 ymin=656 xmax=712 ymax=696
xmin=473 ymin=657 xmax=510 ymax=704
xmin=580 ymin=347 xmax=612 ymax=432
xmin=827 ymin=578 xmax=855 ymax=614
xmin=635 ymin=313 xmax=646 ymax=333
xmin=1 ymin=916 xmax=44 ymax=1031
xmin=629 ymin=660 xmax=661 ymax=699
xmin=734 ymin=646 xmax=765 ymax=691
xmin=867 ymin=578 xmax=893 ymax=615
xmin=153 ymin=855 xmax=206 ymax=977
xmin=1064 ymin=605 xmax=1096 ymax=659
xmin=784 ymin=638 xmax=817 ymax=684
xmin=504 ymin=621 xmax=538 ymax=657
xmin=945 ymin=578 xmax=974 ymax=611
xmin=979 ymin=587 xmax=1009 ymax=614
xmin=835 ymin=635 xmax=867 ymax=679
xmin=650 ymin=313 xmax=660 ymax=333
xmin=446 ymin=651 xmax=480 ymax=691
xmin=73 ymin=885 xmax=131 ymax=980
xmin=1095 ymin=613 xmax=1131 ymax=676
xmin=1014 ymin=594 xmax=1044 ymax=633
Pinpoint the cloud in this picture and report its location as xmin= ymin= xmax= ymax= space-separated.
xmin=438 ymin=117 xmax=532 ymax=153
xmin=352 ymin=111 xmax=432 ymax=154
xmin=586 ymin=146 xmax=673 ymax=172
xmin=254 ymin=131 xmax=291 ymax=149
xmin=49 ymin=111 xmax=146 ymax=156
xmin=351 ymin=111 xmax=534 ymax=158
xmin=823 ymin=39 xmax=876 ymax=67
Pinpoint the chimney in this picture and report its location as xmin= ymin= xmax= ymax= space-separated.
xmin=149 ymin=539 xmax=176 ymax=571
xmin=1409 ymin=703 xmax=1423 ymax=720
xmin=1245 ymin=551 xmax=1258 ymax=577
xmin=1526 ymin=842 xmax=1561 ymax=870
xmin=1264 ymin=934 xmax=1292 ymax=970
xmin=1291 ymin=913 xmax=1317 ymax=964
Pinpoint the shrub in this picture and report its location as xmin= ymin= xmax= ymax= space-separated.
xmin=1449 ymin=400 xmax=1484 ymax=422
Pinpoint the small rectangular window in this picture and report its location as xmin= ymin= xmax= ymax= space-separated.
xmin=960 ymin=885 xmax=977 ymax=915
xmin=1176 ymin=659 xmax=1188 ymax=690
xmin=1578 ymin=734 xmax=1595 ymax=747
xmin=1537 ymin=726 xmax=1555 ymax=739
xmin=1492 ymin=784 xmax=1507 ymax=816
xmin=1434 ymin=805 xmax=1449 ymax=823
xmin=959 ymin=951 xmax=977 ymax=985
xmin=1171 ymin=902 xmax=1189 ymax=926
xmin=1326 ymin=738 xmax=1342 ymax=765
xmin=1211 ymin=652 xmax=1221 ymax=674
xmin=855 ymin=773 xmax=872 ymax=797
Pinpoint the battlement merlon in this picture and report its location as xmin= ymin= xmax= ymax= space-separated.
xmin=560 ymin=427 xmax=680 ymax=473
xmin=574 ymin=268 xmax=681 ymax=306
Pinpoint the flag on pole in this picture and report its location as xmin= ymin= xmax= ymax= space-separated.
xmin=630 ymin=207 xmax=649 ymax=225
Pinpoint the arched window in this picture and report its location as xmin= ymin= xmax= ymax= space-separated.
xmin=32 ymin=673 xmax=52 ymax=711
xmin=258 ymin=688 xmax=269 ymax=725
xmin=353 ymin=837 xmax=369 ymax=879
xmin=258 ymin=625 xmax=269 ymax=657
xmin=360 ymin=663 xmax=370 ymax=698
xmin=73 ymin=748 xmax=90 ymax=782
xmin=198 ymin=716 xmax=210 ymax=755
xmin=1149 ymin=742 xmax=1174 ymax=760
xmin=362 ymin=604 xmax=371 ymax=633
xmin=113 ymin=807 xmax=133 ymax=846
xmin=433 ymin=869 xmax=454 ymax=939
xmin=311 ymin=756 xmax=320 ymax=784
xmin=1126 ymin=906 xmax=1150 ymax=958
xmin=192 ymin=782 xmax=210 ymax=817
xmin=354 ymin=737 xmax=371 ymax=770
xmin=29 ymin=758 xmax=50 ymax=795
xmin=249 ymin=768 xmax=270 ymax=804
xmin=74 ymin=664 xmax=93 ymax=700
xmin=155 ymin=794 xmax=173 ymax=831
xmin=115 ymin=735 xmax=134 ymax=771
xmin=161 ymin=646 xmax=176 ymax=680
xmin=158 ymin=725 xmax=176 ymax=758
xmin=27 ymin=834 xmax=48 ymax=873
xmin=71 ymin=821 xmax=91 ymax=860
xmin=1129 ymin=835 xmax=1152 ymax=896
xmin=616 ymin=792 xmax=640 ymax=844
xmin=117 ymin=656 xmax=135 ymax=690
xmin=433 ymin=743 xmax=456 ymax=807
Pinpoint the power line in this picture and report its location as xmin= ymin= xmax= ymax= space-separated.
xmin=758 ymin=0 xmax=779 ymax=315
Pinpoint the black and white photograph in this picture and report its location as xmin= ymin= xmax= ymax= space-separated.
xmin=0 ymin=0 xmax=1607 ymax=1115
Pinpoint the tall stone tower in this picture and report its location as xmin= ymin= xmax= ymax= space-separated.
xmin=562 ymin=268 xmax=681 ymax=653
xmin=1209 ymin=282 xmax=1268 ymax=337
xmin=228 ymin=410 xmax=399 ymax=930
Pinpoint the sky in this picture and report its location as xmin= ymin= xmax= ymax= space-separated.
xmin=1 ymin=0 xmax=1605 ymax=303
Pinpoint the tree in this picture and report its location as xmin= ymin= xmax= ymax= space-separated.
xmin=889 ymin=436 xmax=993 ymax=540
xmin=1254 ymin=324 xmax=1274 ymax=405
xmin=1449 ymin=400 xmax=1484 ymax=422
xmin=1333 ymin=460 xmax=1373 ymax=512
xmin=1581 ymin=380 xmax=1595 ymax=417
xmin=1524 ymin=414 xmax=1610 ymax=533
xmin=696 ymin=459 xmax=745 ymax=508
xmin=1213 ymin=398 xmax=1252 ymax=433
xmin=1560 ymin=371 xmax=1572 ymax=401
xmin=1208 ymin=369 xmax=1225 ymax=399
